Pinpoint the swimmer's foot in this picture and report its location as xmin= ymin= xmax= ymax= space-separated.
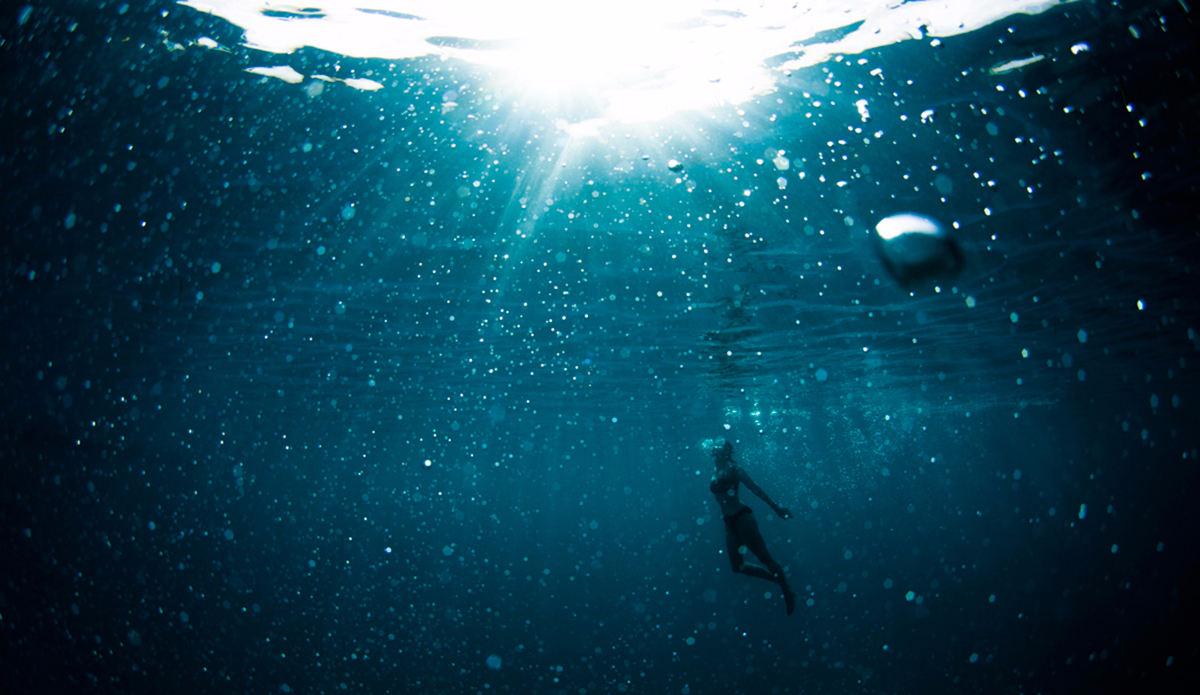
xmin=784 ymin=587 xmax=796 ymax=616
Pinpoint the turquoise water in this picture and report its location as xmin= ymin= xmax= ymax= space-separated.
xmin=3 ymin=1 xmax=1198 ymax=693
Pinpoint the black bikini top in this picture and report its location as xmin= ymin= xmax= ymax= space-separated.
xmin=710 ymin=466 xmax=739 ymax=496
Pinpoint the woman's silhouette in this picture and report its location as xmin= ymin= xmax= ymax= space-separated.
xmin=710 ymin=441 xmax=796 ymax=615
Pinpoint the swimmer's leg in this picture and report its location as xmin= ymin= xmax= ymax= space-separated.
xmin=734 ymin=511 xmax=796 ymax=615
xmin=727 ymin=518 xmax=774 ymax=580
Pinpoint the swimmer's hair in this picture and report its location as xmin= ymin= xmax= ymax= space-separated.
xmin=713 ymin=441 xmax=734 ymax=458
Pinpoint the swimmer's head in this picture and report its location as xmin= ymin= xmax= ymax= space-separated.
xmin=713 ymin=441 xmax=734 ymax=464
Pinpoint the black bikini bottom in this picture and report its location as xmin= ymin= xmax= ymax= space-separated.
xmin=723 ymin=506 xmax=753 ymax=532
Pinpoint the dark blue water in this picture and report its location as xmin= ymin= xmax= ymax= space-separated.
xmin=3 ymin=1 xmax=1199 ymax=693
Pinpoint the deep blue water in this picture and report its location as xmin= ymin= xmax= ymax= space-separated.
xmin=3 ymin=1 xmax=1199 ymax=693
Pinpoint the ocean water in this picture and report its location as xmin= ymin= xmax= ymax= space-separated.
xmin=2 ymin=1 xmax=1198 ymax=693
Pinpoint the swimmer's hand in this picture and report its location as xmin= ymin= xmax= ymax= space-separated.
xmin=775 ymin=506 xmax=793 ymax=520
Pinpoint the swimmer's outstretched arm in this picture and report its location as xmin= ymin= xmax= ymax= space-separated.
xmin=738 ymin=468 xmax=793 ymax=520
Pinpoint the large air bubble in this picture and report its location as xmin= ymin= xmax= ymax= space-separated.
xmin=873 ymin=213 xmax=963 ymax=287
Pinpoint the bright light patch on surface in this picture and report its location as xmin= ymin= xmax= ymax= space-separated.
xmin=343 ymin=77 xmax=384 ymax=91
xmin=246 ymin=65 xmax=304 ymax=83
xmin=489 ymin=1 xmax=781 ymax=123
xmin=180 ymin=0 xmax=1075 ymax=125
xmin=247 ymin=65 xmax=383 ymax=90
xmin=989 ymin=54 xmax=1045 ymax=74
